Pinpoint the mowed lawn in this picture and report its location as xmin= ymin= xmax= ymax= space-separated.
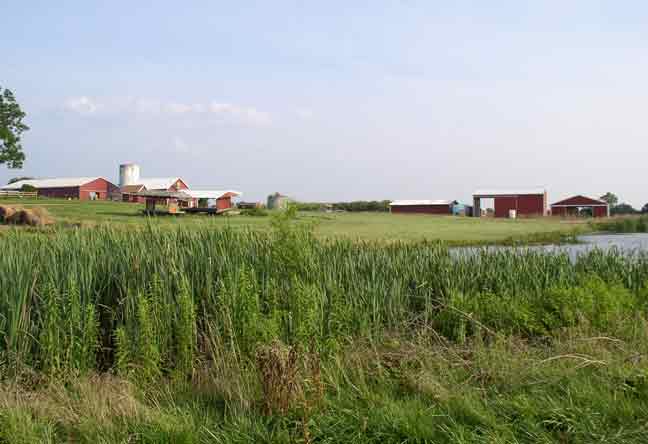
xmin=0 ymin=198 xmax=587 ymax=243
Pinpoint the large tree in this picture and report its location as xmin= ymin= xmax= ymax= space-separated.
xmin=600 ymin=192 xmax=619 ymax=207
xmin=0 ymin=87 xmax=28 ymax=169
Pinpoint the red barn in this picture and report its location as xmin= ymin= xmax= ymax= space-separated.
xmin=2 ymin=177 xmax=118 ymax=200
xmin=390 ymin=200 xmax=456 ymax=215
xmin=473 ymin=189 xmax=547 ymax=218
xmin=551 ymin=195 xmax=609 ymax=218
xmin=121 ymin=178 xmax=189 ymax=203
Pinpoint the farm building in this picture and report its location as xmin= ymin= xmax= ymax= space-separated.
xmin=121 ymin=178 xmax=189 ymax=203
xmin=550 ymin=195 xmax=609 ymax=218
xmin=267 ymin=192 xmax=292 ymax=210
xmin=473 ymin=188 xmax=547 ymax=218
xmin=1 ymin=177 xmax=119 ymax=200
xmin=135 ymin=189 xmax=241 ymax=214
xmin=118 ymin=163 xmax=189 ymax=203
xmin=390 ymin=200 xmax=459 ymax=215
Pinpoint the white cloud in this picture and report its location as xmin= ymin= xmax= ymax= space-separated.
xmin=63 ymin=96 xmax=100 ymax=115
xmin=62 ymin=96 xmax=271 ymax=126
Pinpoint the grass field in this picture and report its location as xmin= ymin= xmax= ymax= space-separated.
xmin=0 ymin=197 xmax=588 ymax=244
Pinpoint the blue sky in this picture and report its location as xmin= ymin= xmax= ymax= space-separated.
xmin=3 ymin=1 xmax=648 ymax=205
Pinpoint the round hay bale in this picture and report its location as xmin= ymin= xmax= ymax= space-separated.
xmin=22 ymin=209 xmax=42 ymax=226
xmin=6 ymin=209 xmax=27 ymax=225
xmin=29 ymin=207 xmax=54 ymax=225
xmin=0 ymin=205 xmax=16 ymax=222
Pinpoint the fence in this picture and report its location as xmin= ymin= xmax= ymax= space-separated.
xmin=0 ymin=190 xmax=38 ymax=199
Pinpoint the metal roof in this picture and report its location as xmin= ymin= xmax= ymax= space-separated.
xmin=137 ymin=178 xmax=184 ymax=190
xmin=134 ymin=189 xmax=242 ymax=200
xmin=183 ymin=190 xmax=242 ymax=199
xmin=473 ymin=188 xmax=546 ymax=197
xmin=390 ymin=200 xmax=455 ymax=206
xmin=2 ymin=177 xmax=106 ymax=189
xmin=120 ymin=184 xmax=145 ymax=193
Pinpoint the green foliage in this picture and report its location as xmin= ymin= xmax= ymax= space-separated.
xmin=592 ymin=216 xmax=648 ymax=233
xmin=296 ymin=200 xmax=391 ymax=212
xmin=240 ymin=207 xmax=268 ymax=216
xmin=0 ymin=87 xmax=28 ymax=169
xmin=600 ymin=192 xmax=619 ymax=207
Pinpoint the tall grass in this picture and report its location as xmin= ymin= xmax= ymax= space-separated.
xmin=2 ymin=217 xmax=648 ymax=442
xmin=1 ymin=219 xmax=648 ymax=374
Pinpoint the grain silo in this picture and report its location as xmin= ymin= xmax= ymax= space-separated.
xmin=267 ymin=192 xmax=292 ymax=210
xmin=119 ymin=163 xmax=141 ymax=187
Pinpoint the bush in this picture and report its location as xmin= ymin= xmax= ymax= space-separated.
xmin=241 ymin=207 xmax=268 ymax=217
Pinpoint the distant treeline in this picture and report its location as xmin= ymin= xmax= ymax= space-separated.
xmin=296 ymin=200 xmax=391 ymax=212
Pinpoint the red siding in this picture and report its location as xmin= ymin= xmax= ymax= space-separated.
xmin=493 ymin=194 xmax=546 ymax=218
xmin=551 ymin=204 xmax=608 ymax=218
xmin=79 ymin=178 xmax=119 ymax=200
xmin=36 ymin=187 xmax=81 ymax=199
xmin=594 ymin=206 xmax=608 ymax=217
xmin=553 ymin=195 xmax=604 ymax=206
xmin=391 ymin=204 xmax=452 ymax=215
xmin=169 ymin=179 xmax=189 ymax=191
xmin=216 ymin=197 xmax=232 ymax=210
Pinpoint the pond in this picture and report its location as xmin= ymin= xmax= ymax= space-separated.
xmin=453 ymin=233 xmax=648 ymax=259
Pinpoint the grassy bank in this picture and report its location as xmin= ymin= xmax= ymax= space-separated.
xmin=591 ymin=215 xmax=648 ymax=234
xmin=1 ymin=214 xmax=648 ymax=442
xmin=0 ymin=197 xmax=589 ymax=245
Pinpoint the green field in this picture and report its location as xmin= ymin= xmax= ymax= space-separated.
xmin=0 ymin=197 xmax=588 ymax=244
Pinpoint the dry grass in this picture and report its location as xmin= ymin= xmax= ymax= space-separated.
xmin=0 ymin=374 xmax=146 ymax=428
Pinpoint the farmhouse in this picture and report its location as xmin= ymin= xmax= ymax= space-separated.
xmin=1 ymin=177 xmax=118 ymax=200
xmin=390 ymin=200 xmax=458 ymax=215
xmin=551 ymin=195 xmax=609 ymax=218
xmin=118 ymin=163 xmax=189 ymax=203
xmin=473 ymin=188 xmax=547 ymax=218
xmin=136 ymin=189 xmax=242 ymax=214
xmin=121 ymin=177 xmax=189 ymax=203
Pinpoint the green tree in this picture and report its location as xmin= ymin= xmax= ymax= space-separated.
xmin=611 ymin=203 xmax=637 ymax=216
xmin=642 ymin=203 xmax=648 ymax=214
xmin=0 ymin=87 xmax=28 ymax=169
xmin=600 ymin=192 xmax=619 ymax=207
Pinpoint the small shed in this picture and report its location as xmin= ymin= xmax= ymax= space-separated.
xmin=390 ymin=200 xmax=457 ymax=215
xmin=551 ymin=195 xmax=609 ymax=218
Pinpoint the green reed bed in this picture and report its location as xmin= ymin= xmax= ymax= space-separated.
xmin=1 ymin=218 xmax=648 ymax=442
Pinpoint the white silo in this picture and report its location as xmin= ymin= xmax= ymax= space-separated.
xmin=119 ymin=163 xmax=140 ymax=187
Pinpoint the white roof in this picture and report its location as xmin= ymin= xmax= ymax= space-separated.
xmin=390 ymin=200 xmax=454 ymax=206
xmin=473 ymin=188 xmax=546 ymax=197
xmin=2 ymin=177 xmax=105 ymax=189
xmin=137 ymin=178 xmax=183 ymax=190
xmin=183 ymin=190 xmax=242 ymax=199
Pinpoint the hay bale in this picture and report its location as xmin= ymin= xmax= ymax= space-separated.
xmin=6 ymin=209 xmax=27 ymax=225
xmin=5 ymin=207 xmax=54 ymax=226
xmin=0 ymin=205 xmax=16 ymax=222
xmin=28 ymin=207 xmax=54 ymax=225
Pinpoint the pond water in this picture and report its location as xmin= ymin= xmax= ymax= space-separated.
xmin=453 ymin=233 xmax=648 ymax=259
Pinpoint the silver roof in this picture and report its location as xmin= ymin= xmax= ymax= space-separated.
xmin=473 ymin=188 xmax=546 ymax=197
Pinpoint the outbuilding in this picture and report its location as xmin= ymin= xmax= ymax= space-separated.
xmin=389 ymin=200 xmax=457 ymax=215
xmin=550 ymin=195 xmax=609 ymax=218
xmin=1 ymin=177 xmax=119 ymax=200
xmin=121 ymin=178 xmax=189 ymax=203
xmin=473 ymin=188 xmax=547 ymax=218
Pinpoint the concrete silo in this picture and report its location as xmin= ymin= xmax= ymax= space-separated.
xmin=119 ymin=163 xmax=141 ymax=187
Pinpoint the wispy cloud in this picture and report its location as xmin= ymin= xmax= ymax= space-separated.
xmin=62 ymin=96 xmax=272 ymax=126
xmin=63 ymin=96 xmax=100 ymax=115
